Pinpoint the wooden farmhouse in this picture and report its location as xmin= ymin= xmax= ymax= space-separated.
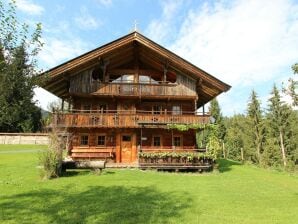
xmin=40 ymin=31 xmax=230 ymax=167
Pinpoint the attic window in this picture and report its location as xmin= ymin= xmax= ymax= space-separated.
xmin=92 ymin=67 xmax=104 ymax=81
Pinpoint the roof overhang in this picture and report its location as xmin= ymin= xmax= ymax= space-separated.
xmin=39 ymin=31 xmax=231 ymax=106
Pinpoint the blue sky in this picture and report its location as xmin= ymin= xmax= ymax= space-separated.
xmin=12 ymin=0 xmax=298 ymax=115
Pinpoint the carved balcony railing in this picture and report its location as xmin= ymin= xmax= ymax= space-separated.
xmin=51 ymin=111 xmax=210 ymax=128
xmin=70 ymin=82 xmax=197 ymax=98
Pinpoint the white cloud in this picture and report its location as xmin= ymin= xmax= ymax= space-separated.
xmin=147 ymin=0 xmax=298 ymax=115
xmin=16 ymin=0 xmax=44 ymax=15
xmin=95 ymin=0 xmax=112 ymax=7
xmin=146 ymin=0 xmax=183 ymax=44
xmin=172 ymin=0 xmax=298 ymax=87
xmin=75 ymin=6 xmax=102 ymax=30
xmin=33 ymin=87 xmax=59 ymax=111
xmin=38 ymin=37 xmax=89 ymax=69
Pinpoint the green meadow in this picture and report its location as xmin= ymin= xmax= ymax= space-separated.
xmin=0 ymin=144 xmax=297 ymax=224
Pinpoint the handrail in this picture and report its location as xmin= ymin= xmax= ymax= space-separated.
xmin=70 ymin=82 xmax=197 ymax=97
xmin=55 ymin=109 xmax=210 ymax=116
xmin=51 ymin=112 xmax=210 ymax=128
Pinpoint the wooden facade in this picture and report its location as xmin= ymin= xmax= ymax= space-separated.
xmin=40 ymin=31 xmax=230 ymax=165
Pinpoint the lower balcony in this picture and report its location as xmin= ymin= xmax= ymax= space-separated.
xmin=51 ymin=111 xmax=210 ymax=128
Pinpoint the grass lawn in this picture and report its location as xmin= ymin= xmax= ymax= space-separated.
xmin=0 ymin=145 xmax=297 ymax=224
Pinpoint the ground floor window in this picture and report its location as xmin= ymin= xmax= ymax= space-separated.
xmin=153 ymin=136 xmax=161 ymax=147
xmin=97 ymin=135 xmax=106 ymax=146
xmin=80 ymin=135 xmax=89 ymax=146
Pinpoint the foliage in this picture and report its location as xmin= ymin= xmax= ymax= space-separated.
xmin=138 ymin=152 xmax=213 ymax=161
xmin=167 ymin=123 xmax=206 ymax=131
xmin=205 ymin=124 xmax=221 ymax=159
xmin=283 ymin=63 xmax=298 ymax=106
xmin=247 ymin=90 xmax=265 ymax=163
xmin=0 ymin=0 xmax=43 ymax=132
xmin=266 ymin=84 xmax=291 ymax=168
xmin=39 ymin=130 xmax=63 ymax=179
xmin=222 ymin=83 xmax=297 ymax=171
xmin=209 ymin=98 xmax=226 ymax=140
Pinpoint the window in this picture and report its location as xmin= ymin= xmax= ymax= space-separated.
xmin=172 ymin=105 xmax=182 ymax=115
xmin=153 ymin=105 xmax=162 ymax=114
xmin=173 ymin=136 xmax=182 ymax=147
xmin=122 ymin=135 xmax=131 ymax=141
xmin=153 ymin=136 xmax=161 ymax=147
xmin=98 ymin=104 xmax=107 ymax=113
xmin=80 ymin=135 xmax=89 ymax=146
xmin=97 ymin=135 xmax=106 ymax=146
xmin=82 ymin=104 xmax=91 ymax=113
xmin=91 ymin=67 xmax=104 ymax=82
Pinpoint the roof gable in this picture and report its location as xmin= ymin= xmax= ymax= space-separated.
xmin=40 ymin=31 xmax=231 ymax=106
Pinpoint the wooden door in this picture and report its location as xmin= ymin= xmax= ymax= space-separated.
xmin=121 ymin=134 xmax=132 ymax=163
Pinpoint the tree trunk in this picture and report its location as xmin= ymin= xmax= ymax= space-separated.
xmin=279 ymin=131 xmax=287 ymax=167
xmin=256 ymin=142 xmax=261 ymax=163
xmin=222 ymin=142 xmax=226 ymax=159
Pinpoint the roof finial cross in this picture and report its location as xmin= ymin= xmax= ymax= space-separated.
xmin=134 ymin=20 xmax=138 ymax=32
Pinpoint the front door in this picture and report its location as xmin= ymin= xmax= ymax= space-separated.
xmin=121 ymin=134 xmax=132 ymax=163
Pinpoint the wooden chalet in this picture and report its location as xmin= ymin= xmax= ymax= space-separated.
xmin=40 ymin=31 xmax=230 ymax=167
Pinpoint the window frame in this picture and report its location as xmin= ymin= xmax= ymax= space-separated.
xmin=97 ymin=134 xmax=106 ymax=147
xmin=173 ymin=135 xmax=183 ymax=148
xmin=152 ymin=105 xmax=162 ymax=114
xmin=172 ymin=105 xmax=182 ymax=115
xmin=80 ymin=134 xmax=89 ymax=146
xmin=152 ymin=135 xmax=162 ymax=147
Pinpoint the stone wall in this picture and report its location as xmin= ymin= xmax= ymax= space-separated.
xmin=0 ymin=133 xmax=49 ymax=145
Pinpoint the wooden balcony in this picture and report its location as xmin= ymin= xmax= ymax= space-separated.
xmin=70 ymin=82 xmax=197 ymax=99
xmin=51 ymin=111 xmax=210 ymax=128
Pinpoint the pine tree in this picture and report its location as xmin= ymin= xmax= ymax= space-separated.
xmin=266 ymin=85 xmax=291 ymax=168
xmin=0 ymin=0 xmax=43 ymax=132
xmin=209 ymin=98 xmax=226 ymax=140
xmin=247 ymin=90 xmax=264 ymax=163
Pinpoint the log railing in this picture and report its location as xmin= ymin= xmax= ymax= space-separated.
xmin=52 ymin=111 xmax=210 ymax=128
xmin=77 ymin=82 xmax=197 ymax=97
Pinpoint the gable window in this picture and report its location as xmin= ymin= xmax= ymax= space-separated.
xmin=80 ymin=135 xmax=89 ymax=146
xmin=153 ymin=136 xmax=161 ymax=147
xmin=172 ymin=105 xmax=182 ymax=115
xmin=91 ymin=67 xmax=104 ymax=82
xmin=97 ymin=135 xmax=106 ymax=146
xmin=153 ymin=105 xmax=162 ymax=114
xmin=173 ymin=136 xmax=182 ymax=147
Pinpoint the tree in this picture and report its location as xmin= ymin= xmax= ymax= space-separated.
xmin=0 ymin=0 xmax=43 ymax=132
xmin=266 ymin=85 xmax=291 ymax=168
xmin=283 ymin=63 xmax=298 ymax=106
xmin=247 ymin=90 xmax=264 ymax=163
xmin=209 ymin=98 xmax=226 ymax=140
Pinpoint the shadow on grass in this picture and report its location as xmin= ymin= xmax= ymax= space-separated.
xmin=61 ymin=170 xmax=116 ymax=177
xmin=217 ymin=159 xmax=242 ymax=173
xmin=0 ymin=185 xmax=191 ymax=223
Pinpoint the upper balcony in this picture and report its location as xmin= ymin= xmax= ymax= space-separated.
xmin=51 ymin=110 xmax=210 ymax=129
xmin=69 ymin=74 xmax=198 ymax=99
xmin=90 ymin=82 xmax=197 ymax=99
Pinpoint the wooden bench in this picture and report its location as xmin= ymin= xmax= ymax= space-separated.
xmin=62 ymin=160 xmax=106 ymax=173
